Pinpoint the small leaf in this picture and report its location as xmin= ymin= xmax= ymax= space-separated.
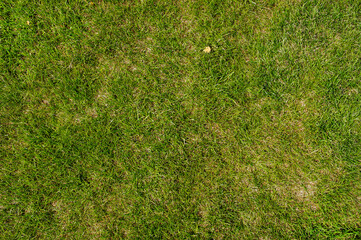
xmin=203 ymin=46 xmax=211 ymax=53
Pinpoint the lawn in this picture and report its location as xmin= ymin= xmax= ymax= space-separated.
xmin=1 ymin=0 xmax=361 ymax=239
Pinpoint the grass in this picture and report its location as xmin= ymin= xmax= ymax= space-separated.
xmin=1 ymin=0 xmax=361 ymax=239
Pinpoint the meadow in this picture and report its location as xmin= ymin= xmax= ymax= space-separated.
xmin=1 ymin=0 xmax=361 ymax=239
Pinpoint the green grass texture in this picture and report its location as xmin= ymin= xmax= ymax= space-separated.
xmin=1 ymin=0 xmax=361 ymax=239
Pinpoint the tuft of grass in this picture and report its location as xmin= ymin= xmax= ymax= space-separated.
xmin=1 ymin=0 xmax=361 ymax=239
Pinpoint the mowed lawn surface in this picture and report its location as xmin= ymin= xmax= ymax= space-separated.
xmin=1 ymin=0 xmax=361 ymax=239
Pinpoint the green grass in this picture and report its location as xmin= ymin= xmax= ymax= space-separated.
xmin=1 ymin=0 xmax=361 ymax=239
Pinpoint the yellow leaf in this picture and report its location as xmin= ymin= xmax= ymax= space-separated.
xmin=203 ymin=46 xmax=211 ymax=53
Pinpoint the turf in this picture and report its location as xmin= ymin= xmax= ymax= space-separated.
xmin=1 ymin=0 xmax=361 ymax=239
